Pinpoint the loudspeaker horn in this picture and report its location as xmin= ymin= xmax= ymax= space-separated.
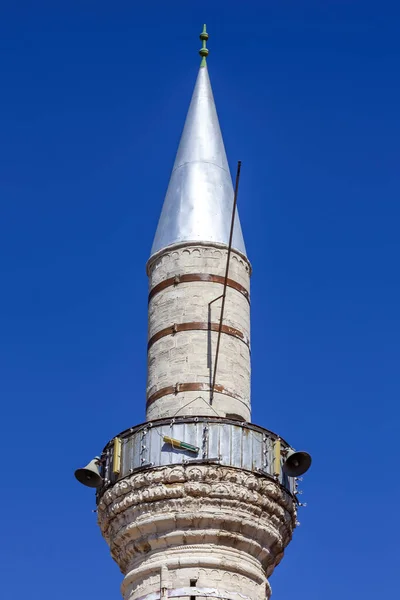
xmin=74 ymin=457 xmax=103 ymax=488
xmin=282 ymin=450 xmax=312 ymax=477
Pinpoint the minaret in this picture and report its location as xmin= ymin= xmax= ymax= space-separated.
xmin=147 ymin=24 xmax=249 ymax=423
xmin=75 ymin=26 xmax=311 ymax=600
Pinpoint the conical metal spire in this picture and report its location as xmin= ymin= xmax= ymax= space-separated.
xmin=150 ymin=26 xmax=247 ymax=258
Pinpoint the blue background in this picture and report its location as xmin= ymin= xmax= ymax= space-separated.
xmin=1 ymin=2 xmax=398 ymax=598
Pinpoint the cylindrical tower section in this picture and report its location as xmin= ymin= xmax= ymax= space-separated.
xmin=146 ymin=242 xmax=251 ymax=422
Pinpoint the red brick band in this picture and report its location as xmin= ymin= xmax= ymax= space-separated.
xmin=147 ymin=321 xmax=250 ymax=351
xmin=146 ymin=382 xmax=247 ymax=408
xmin=148 ymin=273 xmax=250 ymax=303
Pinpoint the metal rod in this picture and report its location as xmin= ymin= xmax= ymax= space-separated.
xmin=210 ymin=160 xmax=242 ymax=403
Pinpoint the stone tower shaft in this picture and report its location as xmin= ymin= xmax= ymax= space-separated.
xmin=146 ymin=242 xmax=251 ymax=422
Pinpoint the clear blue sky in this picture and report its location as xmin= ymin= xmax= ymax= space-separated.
xmin=1 ymin=2 xmax=399 ymax=599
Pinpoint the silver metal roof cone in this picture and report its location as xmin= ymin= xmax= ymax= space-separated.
xmin=150 ymin=65 xmax=247 ymax=258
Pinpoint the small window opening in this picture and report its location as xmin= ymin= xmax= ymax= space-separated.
xmin=225 ymin=413 xmax=246 ymax=422
xmin=190 ymin=579 xmax=197 ymax=600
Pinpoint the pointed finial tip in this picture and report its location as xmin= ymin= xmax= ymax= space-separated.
xmin=199 ymin=24 xmax=209 ymax=67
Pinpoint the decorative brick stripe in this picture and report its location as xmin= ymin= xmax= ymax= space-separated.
xmin=147 ymin=321 xmax=250 ymax=351
xmin=148 ymin=273 xmax=250 ymax=303
xmin=146 ymin=382 xmax=247 ymax=408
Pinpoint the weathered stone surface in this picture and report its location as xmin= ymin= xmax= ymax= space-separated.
xmin=146 ymin=244 xmax=251 ymax=421
xmin=98 ymin=465 xmax=296 ymax=600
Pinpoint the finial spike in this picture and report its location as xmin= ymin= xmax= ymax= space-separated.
xmin=199 ymin=24 xmax=209 ymax=67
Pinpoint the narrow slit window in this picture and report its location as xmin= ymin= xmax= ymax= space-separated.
xmin=190 ymin=579 xmax=197 ymax=600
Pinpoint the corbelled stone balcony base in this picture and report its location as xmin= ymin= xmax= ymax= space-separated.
xmin=98 ymin=464 xmax=296 ymax=600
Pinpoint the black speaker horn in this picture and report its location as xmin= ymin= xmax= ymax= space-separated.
xmin=74 ymin=457 xmax=103 ymax=488
xmin=282 ymin=450 xmax=312 ymax=477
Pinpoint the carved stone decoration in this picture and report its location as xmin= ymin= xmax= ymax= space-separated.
xmin=97 ymin=465 xmax=296 ymax=600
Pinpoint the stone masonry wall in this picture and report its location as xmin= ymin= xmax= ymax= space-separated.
xmin=146 ymin=243 xmax=251 ymax=421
